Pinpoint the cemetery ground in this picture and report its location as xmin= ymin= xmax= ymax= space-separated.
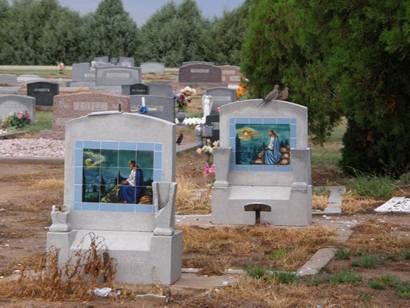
xmin=0 ymin=68 xmax=408 ymax=306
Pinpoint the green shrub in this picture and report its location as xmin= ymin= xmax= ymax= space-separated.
xmin=351 ymin=176 xmax=397 ymax=198
xmin=329 ymin=271 xmax=362 ymax=284
xmin=396 ymin=282 xmax=410 ymax=299
xmin=335 ymin=249 xmax=351 ymax=260
xmin=269 ymin=271 xmax=297 ymax=284
xmin=245 ymin=266 xmax=266 ymax=279
xmin=352 ymin=255 xmax=383 ymax=269
xmin=368 ymin=278 xmax=387 ymax=290
xmin=399 ymin=172 xmax=410 ymax=186
xmin=401 ymin=249 xmax=410 ymax=260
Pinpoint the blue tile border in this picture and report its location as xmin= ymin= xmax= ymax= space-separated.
xmin=74 ymin=140 xmax=162 ymax=212
xmin=229 ymin=117 xmax=296 ymax=172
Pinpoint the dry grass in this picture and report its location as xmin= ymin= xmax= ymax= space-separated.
xmin=181 ymin=225 xmax=336 ymax=274
xmin=346 ymin=219 xmax=410 ymax=256
xmin=0 ymin=235 xmax=116 ymax=301
xmin=312 ymin=195 xmax=328 ymax=211
xmin=31 ymin=178 xmax=64 ymax=191
xmin=176 ymin=175 xmax=211 ymax=215
xmin=172 ymin=276 xmax=364 ymax=307
xmin=341 ymin=193 xmax=382 ymax=214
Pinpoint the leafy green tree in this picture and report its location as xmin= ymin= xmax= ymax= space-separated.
xmin=200 ymin=1 xmax=249 ymax=65
xmin=82 ymin=0 xmax=140 ymax=60
xmin=140 ymin=0 xmax=206 ymax=66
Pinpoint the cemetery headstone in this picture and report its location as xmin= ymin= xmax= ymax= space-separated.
xmin=148 ymin=83 xmax=173 ymax=97
xmin=17 ymin=75 xmax=41 ymax=83
xmin=119 ymin=57 xmax=135 ymax=67
xmin=179 ymin=63 xmax=223 ymax=84
xmin=211 ymin=99 xmax=312 ymax=226
xmin=219 ymin=65 xmax=241 ymax=85
xmin=205 ymin=87 xmax=237 ymax=114
xmin=182 ymin=61 xmax=215 ymax=66
xmin=72 ymin=63 xmax=96 ymax=82
xmin=94 ymin=56 xmax=109 ymax=63
xmin=130 ymin=95 xmax=175 ymax=123
xmin=27 ymin=81 xmax=59 ymax=108
xmin=0 ymin=74 xmax=18 ymax=86
xmin=122 ymin=83 xmax=149 ymax=96
xmin=0 ymin=95 xmax=36 ymax=122
xmin=47 ymin=112 xmax=182 ymax=284
xmin=0 ymin=87 xmax=19 ymax=95
xmin=202 ymin=114 xmax=220 ymax=142
xmin=141 ymin=62 xmax=166 ymax=74
xmin=53 ymin=92 xmax=130 ymax=132
xmin=96 ymin=67 xmax=141 ymax=86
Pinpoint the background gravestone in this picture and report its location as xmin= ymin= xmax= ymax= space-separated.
xmin=0 ymin=74 xmax=18 ymax=86
xmin=122 ymin=83 xmax=149 ymax=96
xmin=141 ymin=62 xmax=165 ymax=74
xmin=119 ymin=57 xmax=135 ymax=67
xmin=182 ymin=61 xmax=214 ymax=66
xmin=211 ymin=99 xmax=312 ymax=226
xmin=53 ymin=92 xmax=130 ymax=132
xmin=148 ymin=83 xmax=173 ymax=97
xmin=0 ymin=87 xmax=19 ymax=95
xmin=130 ymin=95 xmax=175 ymax=123
xmin=96 ymin=67 xmax=141 ymax=86
xmin=47 ymin=112 xmax=182 ymax=284
xmin=179 ymin=63 xmax=222 ymax=84
xmin=203 ymin=114 xmax=220 ymax=142
xmin=206 ymin=87 xmax=237 ymax=114
xmin=94 ymin=56 xmax=109 ymax=63
xmin=27 ymin=82 xmax=59 ymax=108
xmin=0 ymin=95 xmax=36 ymax=122
xmin=219 ymin=65 xmax=241 ymax=85
xmin=72 ymin=63 xmax=95 ymax=82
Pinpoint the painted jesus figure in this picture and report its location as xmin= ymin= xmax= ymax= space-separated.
xmin=264 ymin=130 xmax=281 ymax=165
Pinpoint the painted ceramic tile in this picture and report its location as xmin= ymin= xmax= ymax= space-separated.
xmin=235 ymin=124 xmax=291 ymax=165
xmin=82 ymin=148 xmax=153 ymax=205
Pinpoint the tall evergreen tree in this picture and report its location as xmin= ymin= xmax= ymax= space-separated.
xmin=83 ymin=0 xmax=139 ymax=60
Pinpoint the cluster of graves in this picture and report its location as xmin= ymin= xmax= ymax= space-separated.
xmin=1 ymin=62 xmax=312 ymax=286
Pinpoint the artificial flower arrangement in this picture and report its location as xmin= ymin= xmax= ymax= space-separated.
xmin=196 ymin=139 xmax=219 ymax=176
xmin=139 ymin=96 xmax=148 ymax=114
xmin=175 ymin=86 xmax=196 ymax=112
xmin=236 ymin=81 xmax=248 ymax=99
xmin=0 ymin=111 xmax=31 ymax=129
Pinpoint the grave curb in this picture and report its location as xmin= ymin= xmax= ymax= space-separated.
xmin=0 ymin=156 xmax=64 ymax=164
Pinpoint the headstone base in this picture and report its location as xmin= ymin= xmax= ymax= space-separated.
xmin=47 ymin=229 xmax=183 ymax=285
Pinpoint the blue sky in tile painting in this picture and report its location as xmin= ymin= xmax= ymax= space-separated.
xmin=74 ymin=140 xmax=162 ymax=212
xmin=229 ymin=118 xmax=296 ymax=172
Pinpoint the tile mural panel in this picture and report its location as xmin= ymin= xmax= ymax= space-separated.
xmin=229 ymin=118 xmax=296 ymax=172
xmin=74 ymin=141 xmax=162 ymax=212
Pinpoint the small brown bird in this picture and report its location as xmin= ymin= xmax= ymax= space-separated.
xmin=259 ymin=84 xmax=289 ymax=106
xmin=278 ymin=87 xmax=289 ymax=100
xmin=176 ymin=133 xmax=184 ymax=145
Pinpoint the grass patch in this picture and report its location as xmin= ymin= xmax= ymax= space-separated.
xmin=270 ymin=248 xmax=287 ymax=260
xmin=312 ymin=194 xmax=328 ymax=211
xmin=245 ymin=265 xmax=266 ymax=279
xmin=26 ymin=111 xmax=53 ymax=133
xmin=268 ymin=271 xmax=297 ymax=284
xmin=329 ymin=271 xmax=362 ymax=284
xmin=368 ymin=275 xmax=400 ymax=290
xmin=176 ymin=175 xmax=211 ymax=215
xmin=352 ymin=255 xmax=383 ymax=269
xmin=335 ymin=248 xmax=351 ymax=260
xmin=399 ymin=171 xmax=410 ymax=186
xmin=31 ymin=178 xmax=64 ymax=190
xmin=341 ymin=194 xmax=379 ymax=214
xmin=350 ymin=176 xmax=398 ymax=198
xmin=400 ymin=249 xmax=410 ymax=260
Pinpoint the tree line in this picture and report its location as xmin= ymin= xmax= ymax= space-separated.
xmin=0 ymin=0 xmax=248 ymax=66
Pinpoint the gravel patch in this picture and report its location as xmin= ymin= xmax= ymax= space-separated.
xmin=0 ymin=138 xmax=64 ymax=158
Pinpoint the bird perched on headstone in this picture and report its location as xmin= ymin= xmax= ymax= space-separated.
xmin=259 ymin=84 xmax=289 ymax=106
xmin=176 ymin=133 xmax=184 ymax=145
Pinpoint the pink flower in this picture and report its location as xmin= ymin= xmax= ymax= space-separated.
xmin=203 ymin=163 xmax=216 ymax=176
xmin=16 ymin=112 xmax=23 ymax=120
xmin=217 ymin=106 xmax=221 ymax=113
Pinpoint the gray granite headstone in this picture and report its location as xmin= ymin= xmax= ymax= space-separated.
xmin=0 ymin=87 xmax=19 ymax=95
xmin=206 ymin=87 xmax=237 ymax=114
xmin=130 ymin=95 xmax=175 ymax=123
xmin=72 ymin=63 xmax=95 ymax=82
xmin=0 ymin=95 xmax=36 ymax=122
xmin=94 ymin=56 xmax=109 ymax=63
xmin=0 ymin=74 xmax=18 ymax=86
xmin=179 ymin=63 xmax=222 ymax=83
xmin=119 ymin=57 xmax=135 ymax=67
xmin=96 ymin=67 xmax=141 ymax=86
xmin=141 ymin=62 xmax=165 ymax=74
xmin=27 ymin=82 xmax=59 ymax=107
xmin=148 ymin=83 xmax=173 ymax=97
xmin=122 ymin=83 xmax=149 ymax=96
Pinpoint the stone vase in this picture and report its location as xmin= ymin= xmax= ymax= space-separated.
xmin=49 ymin=210 xmax=71 ymax=232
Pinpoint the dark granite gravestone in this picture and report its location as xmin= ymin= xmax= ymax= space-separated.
xmin=203 ymin=114 xmax=220 ymax=142
xmin=206 ymin=87 xmax=237 ymax=114
xmin=122 ymin=83 xmax=149 ymax=95
xmin=179 ymin=63 xmax=222 ymax=84
xmin=129 ymin=95 xmax=175 ymax=123
xmin=27 ymin=82 xmax=59 ymax=107
xmin=148 ymin=83 xmax=173 ymax=97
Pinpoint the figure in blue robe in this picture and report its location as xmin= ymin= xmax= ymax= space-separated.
xmin=119 ymin=161 xmax=144 ymax=203
xmin=264 ymin=130 xmax=281 ymax=165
